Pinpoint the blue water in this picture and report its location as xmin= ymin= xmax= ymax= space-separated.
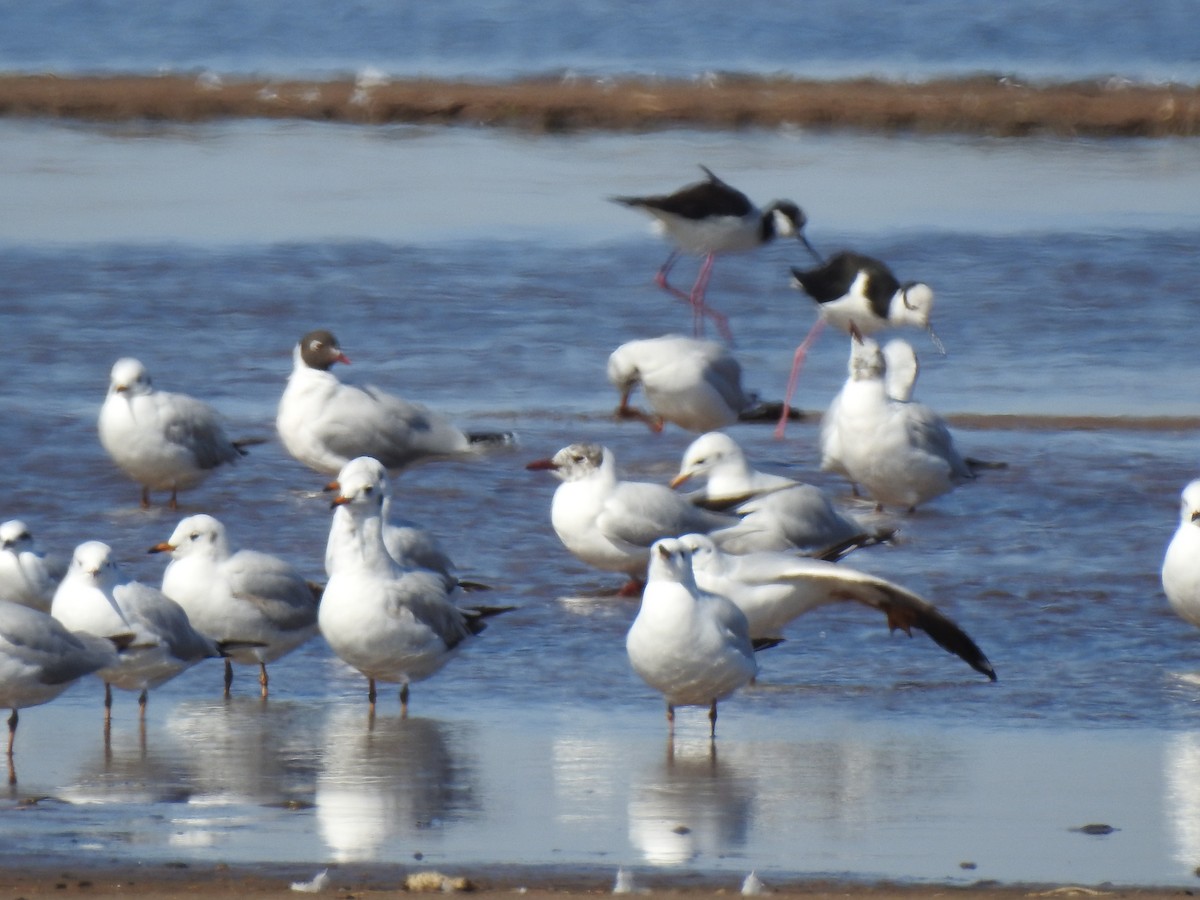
xmin=1 ymin=1 xmax=1200 ymax=887
xmin=3 ymin=0 xmax=1200 ymax=83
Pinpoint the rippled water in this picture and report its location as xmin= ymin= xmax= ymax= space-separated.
xmin=2 ymin=122 xmax=1200 ymax=885
xmin=5 ymin=0 xmax=1200 ymax=83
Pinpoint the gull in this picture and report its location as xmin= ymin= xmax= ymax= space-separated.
xmin=322 ymin=456 xmax=476 ymax=592
xmin=321 ymin=457 xmax=501 ymax=716
xmin=526 ymin=443 xmax=738 ymax=595
xmin=51 ymin=541 xmax=221 ymax=723
xmin=150 ymin=514 xmax=320 ymax=699
xmin=608 ymin=334 xmax=752 ymax=433
xmin=821 ymin=337 xmax=975 ymax=512
xmin=277 ymin=329 xmax=515 ymax=476
xmin=0 ymin=599 xmax=122 ymax=776
xmin=625 ymin=538 xmax=761 ymax=736
xmin=611 ymin=166 xmax=820 ymax=341
xmin=821 ymin=338 xmax=920 ymax=491
xmin=679 ymin=533 xmax=996 ymax=681
xmin=1163 ymin=479 xmax=1200 ymax=630
xmin=775 ymin=251 xmax=941 ymax=436
xmin=0 ymin=520 xmax=61 ymax=612
xmin=98 ymin=357 xmax=255 ymax=508
xmin=670 ymin=431 xmax=883 ymax=555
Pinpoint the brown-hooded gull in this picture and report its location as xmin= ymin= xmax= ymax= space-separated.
xmin=820 ymin=337 xmax=975 ymax=512
xmin=1163 ymin=479 xmax=1200 ymax=631
xmin=150 ymin=514 xmax=320 ymax=699
xmin=320 ymin=456 xmax=505 ymax=716
xmin=277 ymin=329 xmax=514 ymax=476
xmin=607 ymin=334 xmax=755 ymax=434
xmin=670 ymin=431 xmax=881 ymax=555
xmin=98 ymin=357 xmax=254 ymax=509
xmin=525 ymin=443 xmax=737 ymax=595
xmin=625 ymin=538 xmax=763 ymax=736
xmin=0 ymin=599 xmax=122 ymax=774
xmin=0 ymin=520 xmax=61 ymax=612
xmin=51 ymin=540 xmax=222 ymax=723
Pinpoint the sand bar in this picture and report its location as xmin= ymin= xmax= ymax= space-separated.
xmin=1 ymin=74 xmax=1198 ymax=136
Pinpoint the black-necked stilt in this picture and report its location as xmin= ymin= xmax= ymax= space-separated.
xmin=774 ymin=251 xmax=942 ymax=437
xmin=612 ymin=166 xmax=820 ymax=342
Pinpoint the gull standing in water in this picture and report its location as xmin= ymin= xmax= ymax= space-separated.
xmin=821 ymin=337 xmax=975 ymax=512
xmin=277 ymin=330 xmax=514 ymax=476
xmin=151 ymin=514 xmax=320 ymax=699
xmin=678 ymin=534 xmax=996 ymax=681
xmin=526 ymin=443 xmax=737 ymax=595
xmin=670 ymin=431 xmax=883 ymax=555
xmin=51 ymin=541 xmax=221 ymax=726
xmin=98 ymin=357 xmax=255 ymax=509
xmin=776 ymin=252 xmax=940 ymax=436
xmin=0 ymin=600 xmax=122 ymax=780
xmin=0 ymin=520 xmax=61 ymax=612
xmin=321 ymin=457 xmax=499 ymax=716
xmin=821 ymin=338 xmax=920 ymax=491
xmin=625 ymin=538 xmax=762 ymax=736
xmin=608 ymin=335 xmax=754 ymax=433
xmin=1163 ymin=479 xmax=1200 ymax=631
xmin=612 ymin=166 xmax=819 ymax=341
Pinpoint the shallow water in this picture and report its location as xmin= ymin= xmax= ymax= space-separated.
xmin=2 ymin=121 xmax=1200 ymax=886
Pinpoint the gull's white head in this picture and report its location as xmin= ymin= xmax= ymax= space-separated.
xmin=68 ymin=540 xmax=119 ymax=588
xmin=108 ymin=357 xmax=152 ymax=397
xmin=0 ymin=519 xmax=34 ymax=552
xmin=330 ymin=455 xmax=391 ymax=514
xmin=606 ymin=343 xmax=642 ymax=392
xmin=647 ymin=537 xmax=696 ymax=587
xmin=1179 ymin=479 xmax=1200 ymax=527
xmin=526 ymin=443 xmax=609 ymax=484
xmin=675 ymin=533 xmax=722 ymax=575
xmin=672 ymin=431 xmax=745 ymax=489
xmin=156 ymin=514 xmax=230 ymax=561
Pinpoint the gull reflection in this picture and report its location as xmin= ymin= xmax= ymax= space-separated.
xmin=166 ymin=698 xmax=319 ymax=805
xmin=1165 ymin=730 xmax=1200 ymax=868
xmin=627 ymin=737 xmax=754 ymax=866
xmin=316 ymin=706 xmax=478 ymax=862
xmin=57 ymin=728 xmax=192 ymax=805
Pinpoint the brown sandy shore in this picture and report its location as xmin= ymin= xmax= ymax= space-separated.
xmin=0 ymin=865 xmax=1190 ymax=900
xmin=1 ymin=74 xmax=1199 ymax=137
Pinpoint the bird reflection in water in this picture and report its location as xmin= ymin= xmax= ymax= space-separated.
xmin=316 ymin=706 xmax=478 ymax=862
xmin=58 ymin=725 xmax=192 ymax=806
xmin=1165 ymin=730 xmax=1200 ymax=869
xmin=627 ymin=736 xmax=754 ymax=866
xmin=166 ymin=698 xmax=320 ymax=806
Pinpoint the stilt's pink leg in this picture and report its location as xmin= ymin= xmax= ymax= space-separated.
xmin=688 ymin=254 xmax=733 ymax=342
xmin=774 ymin=317 xmax=827 ymax=438
xmin=654 ymin=251 xmax=692 ymax=305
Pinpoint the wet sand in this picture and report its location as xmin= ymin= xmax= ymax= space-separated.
xmin=1 ymin=74 xmax=1198 ymax=137
xmin=0 ymin=865 xmax=1187 ymax=900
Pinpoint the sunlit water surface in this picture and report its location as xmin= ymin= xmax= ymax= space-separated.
xmin=0 ymin=122 xmax=1199 ymax=887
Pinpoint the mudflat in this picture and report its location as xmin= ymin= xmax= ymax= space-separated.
xmin=0 ymin=74 xmax=1196 ymax=137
